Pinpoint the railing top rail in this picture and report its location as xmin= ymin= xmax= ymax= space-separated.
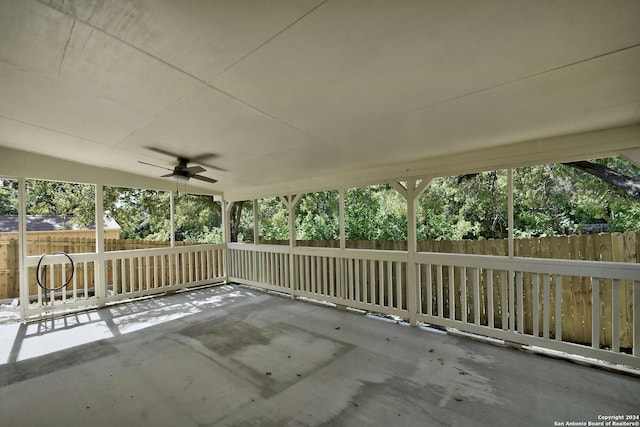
xmin=228 ymin=243 xmax=289 ymax=254
xmin=24 ymin=252 xmax=98 ymax=266
xmin=102 ymin=243 xmax=224 ymax=260
xmin=293 ymin=246 xmax=408 ymax=262
xmin=415 ymin=251 xmax=640 ymax=281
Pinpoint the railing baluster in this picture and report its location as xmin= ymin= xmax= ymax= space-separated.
xmin=612 ymin=279 xmax=620 ymax=352
xmin=321 ymin=257 xmax=327 ymax=296
xmin=84 ymin=261 xmax=89 ymax=299
xmin=61 ymin=263 xmax=67 ymax=303
xmin=72 ymin=261 xmax=78 ymax=300
xmin=487 ymin=269 xmax=494 ymax=327
xmin=306 ymin=255 xmax=312 ymax=293
xmin=473 ymin=267 xmax=480 ymax=325
xmin=396 ymin=261 xmax=402 ymax=310
xmin=555 ymin=274 xmax=562 ymax=341
xmin=311 ymin=255 xmax=317 ymax=294
xmin=633 ymin=281 xmax=639 ymax=357
xmin=355 ymin=259 xmax=361 ymax=302
xmin=130 ymin=257 xmax=136 ymax=292
xmin=169 ymin=253 xmax=175 ymax=286
xmin=49 ymin=264 xmax=55 ymax=304
xmin=516 ymin=272 xmax=524 ymax=333
xmin=327 ymin=257 xmax=333 ymax=296
xmin=501 ymin=271 xmax=508 ymax=331
xmin=386 ymin=261 xmax=393 ymax=308
xmin=592 ymin=278 xmax=600 ymax=349
xmin=543 ymin=274 xmax=550 ymax=339
xmin=378 ymin=261 xmax=384 ymax=307
xmin=426 ymin=264 xmax=432 ymax=316
xmin=137 ymin=256 xmax=143 ymax=291
xmin=448 ymin=265 xmax=455 ymax=320
xmin=533 ymin=273 xmax=539 ymax=337
xmin=370 ymin=259 xmax=376 ymax=304
xmin=460 ymin=266 xmax=467 ymax=323
xmin=121 ymin=258 xmax=127 ymax=293
xmin=416 ymin=264 xmax=422 ymax=314
xmin=361 ymin=258 xmax=367 ymax=303
xmin=437 ymin=265 xmax=443 ymax=318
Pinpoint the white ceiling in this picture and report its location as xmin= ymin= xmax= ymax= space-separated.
xmin=1 ymin=0 xmax=640 ymax=199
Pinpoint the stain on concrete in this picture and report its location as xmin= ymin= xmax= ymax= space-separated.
xmin=180 ymin=319 xmax=271 ymax=357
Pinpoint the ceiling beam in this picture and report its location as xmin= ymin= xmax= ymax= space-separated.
xmin=223 ymin=124 xmax=640 ymax=202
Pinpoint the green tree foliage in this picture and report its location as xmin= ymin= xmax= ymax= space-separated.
xmin=295 ymin=191 xmax=339 ymax=240
xmin=345 ymin=185 xmax=407 ymax=240
xmin=1 ymin=157 xmax=638 ymax=242
xmin=174 ymin=193 xmax=222 ymax=243
xmin=104 ymin=188 xmax=222 ymax=242
xmin=0 ymin=179 xmax=18 ymax=215
xmin=513 ymin=158 xmax=640 ymax=237
xmin=418 ymin=172 xmax=507 ymax=241
xmin=27 ymin=180 xmax=96 ymax=228
xmin=259 ymin=197 xmax=289 ymax=240
xmin=104 ymin=187 xmax=170 ymax=240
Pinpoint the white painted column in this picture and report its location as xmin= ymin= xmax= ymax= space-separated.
xmin=170 ymin=192 xmax=175 ymax=247
xmin=508 ymin=168 xmax=514 ymax=258
xmin=281 ymin=194 xmax=302 ymax=299
xmin=406 ymin=182 xmax=418 ymax=326
xmin=392 ymin=178 xmax=432 ymax=326
xmin=95 ymin=184 xmax=107 ymax=306
xmin=253 ymin=199 xmax=259 ymax=244
xmin=18 ymin=178 xmax=28 ymax=321
xmin=507 ymin=167 xmax=516 ymax=331
xmin=339 ymin=186 xmax=345 ymax=250
xmin=223 ymin=201 xmax=233 ymax=283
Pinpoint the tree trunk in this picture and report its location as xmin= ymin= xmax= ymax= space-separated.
xmin=562 ymin=161 xmax=640 ymax=201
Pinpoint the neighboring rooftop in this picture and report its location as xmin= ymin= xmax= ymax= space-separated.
xmin=0 ymin=215 xmax=120 ymax=233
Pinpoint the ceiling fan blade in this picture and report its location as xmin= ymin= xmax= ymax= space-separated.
xmin=138 ymin=160 xmax=173 ymax=171
xmin=190 ymin=174 xmax=218 ymax=184
xmin=199 ymin=163 xmax=227 ymax=172
xmin=146 ymin=147 xmax=182 ymax=159
xmin=190 ymin=153 xmax=219 ymax=163
xmin=161 ymin=173 xmax=176 ymax=178
xmin=183 ymin=165 xmax=206 ymax=174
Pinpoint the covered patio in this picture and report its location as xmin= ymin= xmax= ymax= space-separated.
xmin=1 ymin=284 xmax=639 ymax=426
xmin=1 ymin=1 xmax=640 ymax=425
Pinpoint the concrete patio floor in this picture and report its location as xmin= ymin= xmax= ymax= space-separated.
xmin=0 ymin=284 xmax=638 ymax=427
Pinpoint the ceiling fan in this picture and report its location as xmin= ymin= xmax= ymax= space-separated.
xmin=138 ymin=148 xmax=221 ymax=184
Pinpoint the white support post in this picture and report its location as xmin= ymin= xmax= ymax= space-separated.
xmin=507 ymin=167 xmax=515 ymax=331
xmin=396 ymin=177 xmax=432 ymax=326
xmin=95 ymin=184 xmax=107 ymax=306
xmin=170 ymin=192 xmax=175 ymax=247
xmin=18 ymin=178 xmax=28 ymax=321
xmin=224 ymin=201 xmax=233 ymax=282
xmin=253 ymin=199 xmax=259 ymax=244
xmin=224 ymin=201 xmax=233 ymax=243
xmin=280 ymin=194 xmax=302 ymax=298
xmin=508 ymin=168 xmax=514 ymax=258
xmin=339 ymin=187 xmax=345 ymax=250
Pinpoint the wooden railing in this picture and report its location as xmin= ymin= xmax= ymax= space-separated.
xmin=2 ymin=236 xmax=638 ymax=368
xmin=20 ymin=244 xmax=226 ymax=318
xmin=228 ymin=242 xmax=639 ymax=368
